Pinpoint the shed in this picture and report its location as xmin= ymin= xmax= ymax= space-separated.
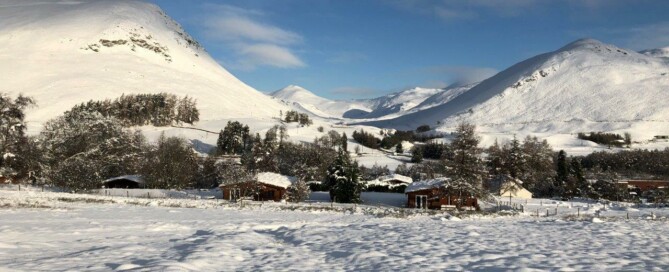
xmin=405 ymin=178 xmax=478 ymax=210
xmin=487 ymin=175 xmax=533 ymax=199
xmin=102 ymin=175 xmax=145 ymax=189
xmin=219 ymin=172 xmax=297 ymax=202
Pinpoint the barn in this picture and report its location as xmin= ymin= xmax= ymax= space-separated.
xmin=405 ymin=178 xmax=478 ymax=210
xmin=102 ymin=175 xmax=145 ymax=189
xmin=486 ymin=175 xmax=533 ymax=199
xmin=219 ymin=172 xmax=297 ymax=202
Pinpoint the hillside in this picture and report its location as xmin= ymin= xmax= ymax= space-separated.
xmin=270 ymin=85 xmax=372 ymax=119
xmin=0 ymin=0 xmax=288 ymax=133
xmin=365 ymin=39 xmax=669 ymax=143
xmin=271 ymin=84 xmax=476 ymax=121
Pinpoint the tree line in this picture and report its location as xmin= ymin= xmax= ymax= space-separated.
xmin=68 ymin=93 xmax=199 ymax=127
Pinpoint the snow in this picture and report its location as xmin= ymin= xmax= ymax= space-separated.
xmin=363 ymin=38 xmax=669 ymax=152
xmin=405 ymin=177 xmax=448 ymax=193
xmin=255 ymin=172 xmax=297 ymax=189
xmin=378 ymin=174 xmax=412 ymax=184
xmin=0 ymin=0 xmax=288 ymax=135
xmin=2 ymin=189 xmax=669 ymax=271
xmin=365 ymin=174 xmax=413 ymax=188
xmin=271 ymin=85 xmax=372 ymax=119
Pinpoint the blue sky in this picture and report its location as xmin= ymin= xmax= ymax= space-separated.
xmin=150 ymin=0 xmax=669 ymax=99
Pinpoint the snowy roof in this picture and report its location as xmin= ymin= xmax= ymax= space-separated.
xmin=255 ymin=172 xmax=297 ymax=189
xmin=377 ymin=174 xmax=413 ymax=184
xmin=405 ymin=177 xmax=449 ymax=193
xmin=102 ymin=175 xmax=144 ymax=185
xmin=487 ymin=175 xmax=525 ymax=193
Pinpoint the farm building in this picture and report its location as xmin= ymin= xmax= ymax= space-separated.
xmin=405 ymin=178 xmax=478 ymax=210
xmin=219 ymin=172 xmax=297 ymax=202
xmin=102 ymin=175 xmax=144 ymax=189
xmin=486 ymin=175 xmax=533 ymax=199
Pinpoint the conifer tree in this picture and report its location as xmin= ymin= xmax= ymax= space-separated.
xmin=555 ymin=150 xmax=569 ymax=197
xmin=446 ymin=122 xmax=486 ymax=198
xmin=324 ymin=149 xmax=362 ymax=203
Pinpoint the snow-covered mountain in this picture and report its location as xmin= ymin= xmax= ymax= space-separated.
xmin=365 ymin=39 xmax=669 ymax=139
xmin=358 ymin=87 xmax=445 ymax=119
xmin=640 ymin=47 xmax=669 ymax=59
xmin=0 ymin=0 xmax=287 ymax=132
xmin=270 ymin=85 xmax=372 ymax=119
xmin=271 ymin=84 xmax=476 ymax=121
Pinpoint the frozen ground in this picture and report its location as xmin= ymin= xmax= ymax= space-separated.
xmin=1 ymin=190 xmax=669 ymax=271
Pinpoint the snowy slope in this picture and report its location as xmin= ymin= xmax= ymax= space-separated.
xmin=0 ymin=0 xmax=288 ymax=133
xmin=270 ymin=85 xmax=372 ymax=119
xmin=366 ymin=39 xmax=669 ymax=141
xmin=640 ymin=47 xmax=669 ymax=59
xmin=271 ymin=84 xmax=475 ymax=121
xmin=413 ymin=83 xmax=476 ymax=111
xmin=359 ymin=87 xmax=444 ymax=119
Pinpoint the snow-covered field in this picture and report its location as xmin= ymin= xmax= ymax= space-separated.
xmin=2 ymin=190 xmax=668 ymax=271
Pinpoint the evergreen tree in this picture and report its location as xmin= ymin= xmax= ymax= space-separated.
xmin=0 ymin=94 xmax=35 ymax=181
xmin=324 ymin=149 xmax=362 ymax=203
xmin=568 ymin=158 xmax=588 ymax=198
xmin=503 ymin=135 xmax=525 ymax=178
xmin=341 ymin=133 xmax=348 ymax=152
xmin=411 ymin=147 xmax=423 ymax=163
xmin=520 ymin=136 xmax=555 ymax=197
xmin=446 ymin=122 xmax=486 ymax=198
xmin=396 ymin=142 xmax=403 ymax=154
xmin=555 ymin=150 xmax=569 ymax=197
xmin=486 ymin=139 xmax=504 ymax=176
xmin=216 ymin=121 xmax=250 ymax=155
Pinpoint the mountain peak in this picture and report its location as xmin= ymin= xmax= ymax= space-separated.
xmin=558 ymin=38 xmax=607 ymax=52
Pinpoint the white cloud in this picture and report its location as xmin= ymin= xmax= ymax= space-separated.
xmin=204 ymin=17 xmax=302 ymax=45
xmin=201 ymin=4 xmax=305 ymax=70
xmin=238 ymin=43 xmax=305 ymax=69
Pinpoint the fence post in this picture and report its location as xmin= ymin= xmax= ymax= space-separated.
xmin=536 ymin=209 xmax=539 ymax=217
xmin=626 ymin=212 xmax=629 ymax=219
xmin=546 ymin=209 xmax=549 ymax=217
xmin=18 ymin=184 xmax=20 ymax=191
xmin=577 ymin=207 xmax=580 ymax=217
xmin=521 ymin=204 xmax=524 ymax=213
xmin=554 ymin=208 xmax=557 ymax=216
xmin=127 ymin=191 xmax=129 ymax=198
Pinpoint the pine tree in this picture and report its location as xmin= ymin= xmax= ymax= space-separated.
xmin=411 ymin=147 xmax=423 ymax=163
xmin=503 ymin=135 xmax=525 ymax=178
xmin=446 ymin=122 xmax=486 ymax=198
xmin=486 ymin=139 xmax=504 ymax=176
xmin=217 ymin=121 xmax=250 ymax=155
xmin=396 ymin=142 xmax=404 ymax=154
xmin=341 ymin=133 xmax=348 ymax=152
xmin=324 ymin=149 xmax=362 ymax=203
xmin=555 ymin=150 xmax=569 ymax=197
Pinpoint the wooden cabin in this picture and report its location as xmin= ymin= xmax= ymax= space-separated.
xmin=219 ymin=172 xmax=297 ymax=202
xmin=405 ymin=178 xmax=478 ymax=210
